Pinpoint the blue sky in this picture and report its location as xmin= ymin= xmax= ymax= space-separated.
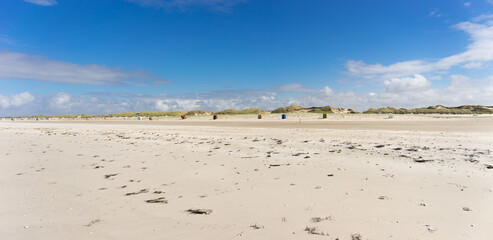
xmin=1 ymin=0 xmax=493 ymax=115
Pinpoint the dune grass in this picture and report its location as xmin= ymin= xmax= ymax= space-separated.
xmin=363 ymin=105 xmax=493 ymax=114
xmin=185 ymin=110 xmax=212 ymax=116
xmin=308 ymin=106 xmax=334 ymax=113
xmin=271 ymin=104 xmax=306 ymax=113
xmin=215 ymin=108 xmax=266 ymax=115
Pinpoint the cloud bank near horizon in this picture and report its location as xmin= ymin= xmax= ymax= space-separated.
xmin=1 ymin=74 xmax=492 ymax=116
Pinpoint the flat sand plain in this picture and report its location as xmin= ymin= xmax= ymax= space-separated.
xmin=1 ymin=114 xmax=493 ymax=240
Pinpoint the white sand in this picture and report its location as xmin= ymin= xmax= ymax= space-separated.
xmin=1 ymin=115 xmax=493 ymax=240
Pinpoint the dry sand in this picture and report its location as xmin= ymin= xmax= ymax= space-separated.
xmin=1 ymin=114 xmax=493 ymax=239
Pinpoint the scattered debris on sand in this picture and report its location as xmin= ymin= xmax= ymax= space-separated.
xmin=462 ymin=207 xmax=473 ymax=211
xmin=250 ymin=223 xmax=264 ymax=229
xmin=125 ymin=189 xmax=149 ymax=196
xmin=104 ymin=173 xmax=118 ymax=179
xmin=311 ymin=216 xmax=332 ymax=222
xmin=425 ymin=225 xmax=437 ymax=232
xmin=304 ymin=226 xmax=327 ymax=236
xmin=414 ymin=158 xmax=434 ymax=163
xmin=145 ymin=197 xmax=168 ymax=204
xmin=351 ymin=233 xmax=362 ymax=240
xmin=186 ymin=209 xmax=213 ymax=215
xmin=85 ymin=219 xmax=101 ymax=227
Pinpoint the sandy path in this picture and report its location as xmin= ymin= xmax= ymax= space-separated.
xmin=1 ymin=118 xmax=492 ymax=239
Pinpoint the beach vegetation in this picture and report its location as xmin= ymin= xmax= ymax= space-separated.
xmin=363 ymin=105 xmax=493 ymax=114
xmin=271 ymin=104 xmax=306 ymax=113
xmin=215 ymin=108 xmax=266 ymax=115
xmin=185 ymin=110 xmax=212 ymax=116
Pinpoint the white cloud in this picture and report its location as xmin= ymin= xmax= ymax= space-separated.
xmin=155 ymin=99 xmax=202 ymax=111
xmin=384 ymin=74 xmax=431 ymax=93
xmin=321 ymin=86 xmax=334 ymax=95
xmin=346 ymin=59 xmax=433 ymax=80
xmin=462 ymin=61 xmax=484 ymax=69
xmin=49 ymin=92 xmax=72 ymax=110
xmin=429 ymin=75 xmax=442 ymax=80
xmin=23 ymin=0 xmax=57 ymax=6
xmin=0 ymin=52 xmax=164 ymax=85
xmin=346 ymin=17 xmax=493 ymax=80
xmin=155 ymin=100 xmax=171 ymax=111
xmin=447 ymin=74 xmax=473 ymax=91
xmin=373 ymin=75 xmax=493 ymax=109
xmin=464 ymin=2 xmax=471 ymax=7
xmin=0 ymin=92 xmax=35 ymax=109
xmin=125 ymin=0 xmax=246 ymax=12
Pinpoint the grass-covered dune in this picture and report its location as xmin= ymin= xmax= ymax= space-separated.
xmin=185 ymin=110 xmax=212 ymax=116
xmin=363 ymin=105 xmax=493 ymax=114
xmin=309 ymin=106 xmax=358 ymax=114
xmin=271 ymin=104 xmax=305 ymax=113
xmin=271 ymin=104 xmax=357 ymax=114
xmin=215 ymin=108 xmax=266 ymax=115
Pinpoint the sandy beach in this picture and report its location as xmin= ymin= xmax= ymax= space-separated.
xmin=1 ymin=115 xmax=493 ymax=240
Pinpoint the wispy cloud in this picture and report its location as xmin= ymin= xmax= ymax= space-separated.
xmin=124 ymin=0 xmax=246 ymax=13
xmin=464 ymin=2 xmax=471 ymax=7
xmin=0 ymin=35 xmax=17 ymax=45
xmin=0 ymin=52 xmax=166 ymax=85
xmin=428 ymin=9 xmax=442 ymax=18
xmin=23 ymin=0 xmax=58 ymax=6
xmin=346 ymin=16 xmax=493 ymax=80
xmin=471 ymin=14 xmax=493 ymax=22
